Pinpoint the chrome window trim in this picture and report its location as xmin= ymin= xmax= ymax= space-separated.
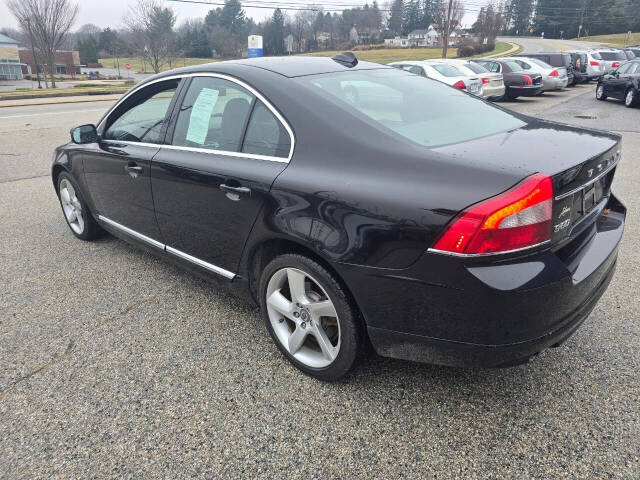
xmin=97 ymin=215 xmax=236 ymax=279
xmin=98 ymin=215 xmax=165 ymax=249
xmin=166 ymin=246 xmax=236 ymax=279
xmin=554 ymin=151 xmax=621 ymax=200
xmin=100 ymin=139 xmax=161 ymax=149
xmin=427 ymin=240 xmax=551 ymax=258
xmin=97 ymin=72 xmax=295 ymax=163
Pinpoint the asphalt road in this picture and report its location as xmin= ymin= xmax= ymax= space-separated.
xmin=1 ymin=85 xmax=639 ymax=479
xmin=498 ymin=36 xmax=605 ymax=53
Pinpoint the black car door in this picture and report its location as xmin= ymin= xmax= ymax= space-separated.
xmin=150 ymin=75 xmax=293 ymax=277
xmin=610 ymin=63 xmax=631 ymax=98
xmin=84 ymin=78 xmax=182 ymax=243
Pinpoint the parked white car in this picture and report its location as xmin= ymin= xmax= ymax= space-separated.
xmin=432 ymin=58 xmax=506 ymax=100
xmin=592 ymin=49 xmax=629 ymax=74
xmin=507 ymin=56 xmax=569 ymax=92
xmin=388 ymin=60 xmax=484 ymax=97
xmin=586 ymin=51 xmax=609 ymax=80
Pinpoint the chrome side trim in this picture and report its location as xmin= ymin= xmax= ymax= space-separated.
xmin=427 ymin=240 xmax=551 ymax=258
xmin=159 ymin=144 xmax=289 ymax=163
xmin=100 ymin=139 xmax=161 ymax=149
xmin=96 ymin=72 xmax=295 ymax=163
xmin=98 ymin=215 xmax=165 ymax=249
xmin=555 ymin=152 xmax=621 ymax=201
xmin=98 ymin=215 xmax=236 ymax=279
xmin=166 ymin=246 xmax=236 ymax=279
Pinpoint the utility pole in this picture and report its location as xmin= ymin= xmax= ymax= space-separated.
xmin=577 ymin=1 xmax=586 ymax=39
xmin=442 ymin=0 xmax=454 ymax=59
xmin=25 ymin=18 xmax=42 ymax=89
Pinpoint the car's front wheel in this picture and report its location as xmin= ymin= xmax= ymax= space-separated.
xmin=625 ymin=88 xmax=637 ymax=108
xmin=56 ymin=172 xmax=104 ymax=240
xmin=596 ymin=84 xmax=607 ymax=101
xmin=259 ymin=254 xmax=363 ymax=381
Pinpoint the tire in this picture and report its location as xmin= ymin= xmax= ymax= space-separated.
xmin=56 ymin=172 xmax=104 ymax=240
xmin=625 ymin=88 xmax=637 ymax=108
xmin=596 ymin=84 xmax=607 ymax=101
xmin=259 ymin=254 xmax=363 ymax=381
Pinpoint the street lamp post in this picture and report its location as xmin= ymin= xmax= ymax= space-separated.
xmin=25 ymin=18 xmax=42 ymax=89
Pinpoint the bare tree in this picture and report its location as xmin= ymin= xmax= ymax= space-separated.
xmin=124 ymin=0 xmax=177 ymax=73
xmin=434 ymin=0 xmax=464 ymax=58
xmin=8 ymin=0 xmax=78 ymax=88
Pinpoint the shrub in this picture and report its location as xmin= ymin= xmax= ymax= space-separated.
xmin=458 ymin=45 xmax=475 ymax=57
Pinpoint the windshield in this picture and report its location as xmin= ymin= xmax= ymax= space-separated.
xmin=296 ymin=70 xmax=525 ymax=148
xmin=431 ymin=64 xmax=463 ymax=77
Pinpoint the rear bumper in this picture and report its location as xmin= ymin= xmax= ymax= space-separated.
xmin=508 ymin=84 xmax=543 ymax=97
xmin=483 ymin=84 xmax=506 ymax=99
xmin=338 ymin=194 xmax=626 ymax=368
xmin=542 ymin=77 xmax=569 ymax=91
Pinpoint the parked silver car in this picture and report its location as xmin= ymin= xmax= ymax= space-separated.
xmin=585 ymin=50 xmax=606 ymax=80
xmin=435 ymin=58 xmax=506 ymax=100
xmin=508 ymin=56 xmax=568 ymax=92
xmin=592 ymin=49 xmax=629 ymax=74
xmin=389 ymin=61 xmax=484 ymax=97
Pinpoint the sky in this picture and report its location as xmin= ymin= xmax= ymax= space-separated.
xmin=0 ymin=0 xmax=490 ymax=32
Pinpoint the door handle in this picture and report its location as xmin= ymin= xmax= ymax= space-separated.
xmin=220 ymin=184 xmax=251 ymax=196
xmin=125 ymin=163 xmax=143 ymax=177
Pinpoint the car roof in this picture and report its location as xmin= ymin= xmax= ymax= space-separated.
xmin=158 ymin=56 xmax=390 ymax=78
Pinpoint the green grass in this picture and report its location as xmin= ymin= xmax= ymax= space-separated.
xmin=98 ymin=57 xmax=217 ymax=73
xmin=300 ymin=42 xmax=516 ymax=63
xmin=578 ymin=33 xmax=640 ymax=46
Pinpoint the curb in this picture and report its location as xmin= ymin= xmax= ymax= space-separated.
xmin=485 ymin=42 xmax=523 ymax=58
xmin=0 ymin=94 xmax=122 ymax=108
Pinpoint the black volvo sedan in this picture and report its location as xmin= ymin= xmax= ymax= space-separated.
xmin=53 ymin=54 xmax=625 ymax=381
xmin=596 ymin=59 xmax=640 ymax=107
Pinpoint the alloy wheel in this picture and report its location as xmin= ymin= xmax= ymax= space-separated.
xmin=59 ymin=178 xmax=84 ymax=234
xmin=626 ymin=90 xmax=635 ymax=107
xmin=265 ymin=267 xmax=341 ymax=368
xmin=596 ymin=85 xmax=604 ymax=99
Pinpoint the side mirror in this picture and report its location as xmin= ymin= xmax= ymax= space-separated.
xmin=70 ymin=124 xmax=98 ymax=144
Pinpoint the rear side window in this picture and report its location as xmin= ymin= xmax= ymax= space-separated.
xmin=172 ymin=76 xmax=254 ymax=152
xmin=599 ymin=51 xmax=627 ymax=61
xmin=475 ymin=61 xmax=499 ymax=73
xmin=431 ymin=64 xmax=463 ymax=77
xmin=504 ymin=61 xmax=523 ymax=72
xmin=630 ymin=49 xmax=640 ymax=57
xmin=242 ymin=101 xmax=291 ymax=158
xmin=464 ymin=62 xmax=488 ymax=74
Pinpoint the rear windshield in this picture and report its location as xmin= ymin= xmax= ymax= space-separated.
xmin=463 ymin=62 xmax=488 ymax=74
xmin=599 ymin=51 xmax=627 ymax=61
xmin=625 ymin=50 xmax=636 ymax=60
xmin=591 ymin=51 xmax=602 ymax=60
xmin=297 ymin=70 xmax=525 ymax=148
xmin=528 ymin=58 xmax=553 ymax=69
xmin=504 ymin=60 xmax=523 ymax=72
xmin=431 ymin=64 xmax=463 ymax=77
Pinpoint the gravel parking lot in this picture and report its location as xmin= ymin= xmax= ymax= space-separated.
xmin=1 ymin=83 xmax=639 ymax=478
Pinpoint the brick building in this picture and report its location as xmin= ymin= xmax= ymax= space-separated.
xmin=0 ymin=33 xmax=23 ymax=80
xmin=19 ymin=49 xmax=81 ymax=77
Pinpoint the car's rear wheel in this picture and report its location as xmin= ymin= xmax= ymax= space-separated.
xmin=57 ymin=172 xmax=104 ymax=240
xmin=259 ymin=254 xmax=363 ymax=381
xmin=625 ymin=88 xmax=637 ymax=108
xmin=596 ymin=84 xmax=607 ymax=101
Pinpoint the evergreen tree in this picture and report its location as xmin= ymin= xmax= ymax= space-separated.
xmin=388 ymin=0 xmax=404 ymax=36
xmin=264 ymin=8 xmax=285 ymax=55
xmin=533 ymin=0 xmax=582 ymax=38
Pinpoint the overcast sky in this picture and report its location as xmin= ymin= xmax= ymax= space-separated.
xmin=0 ymin=0 xmax=487 ymax=32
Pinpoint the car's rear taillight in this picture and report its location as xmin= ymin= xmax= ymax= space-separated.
xmin=612 ymin=61 xmax=620 ymax=68
xmin=481 ymin=77 xmax=490 ymax=85
xmin=590 ymin=61 xmax=600 ymax=66
xmin=453 ymin=80 xmax=466 ymax=90
xmin=549 ymin=69 xmax=559 ymax=77
xmin=432 ymin=174 xmax=553 ymax=255
xmin=523 ymin=75 xmax=533 ymax=85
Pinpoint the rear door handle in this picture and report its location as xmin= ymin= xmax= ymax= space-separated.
xmin=220 ymin=184 xmax=251 ymax=196
xmin=125 ymin=163 xmax=143 ymax=177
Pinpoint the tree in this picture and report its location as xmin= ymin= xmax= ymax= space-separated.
xmin=402 ymin=0 xmax=423 ymax=35
xmin=77 ymin=35 xmax=98 ymax=64
xmin=8 ymin=0 xmax=78 ymax=88
xmin=177 ymin=19 xmax=211 ymax=58
xmin=533 ymin=0 xmax=582 ymax=38
xmin=125 ymin=0 xmax=177 ymax=73
xmin=433 ymin=0 xmax=464 ymax=58
xmin=264 ymin=8 xmax=286 ymax=55
xmin=387 ymin=0 xmax=404 ymax=36
xmin=473 ymin=4 xmax=503 ymax=45
xmin=504 ymin=0 xmax=535 ymax=36
xmin=98 ymin=27 xmax=117 ymax=53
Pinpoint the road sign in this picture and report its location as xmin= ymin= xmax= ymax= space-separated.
xmin=125 ymin=63 xmax=131 ymax=70
xmin=248 ymin=35 xmax=263 ymax=58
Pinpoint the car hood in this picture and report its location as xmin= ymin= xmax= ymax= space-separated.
xmin=432 ymin=117 xmax=620 ymax=178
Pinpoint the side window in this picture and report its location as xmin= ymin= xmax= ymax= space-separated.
xmin=172 ymin=76 xmax=254 ymax=152
xmin=404 ymin=65 xmax=425 ymax=76
xmin=616 ymin=63 xmax=631 ymax=74
xmin=242 ymin=101 xmax=291 ymax=158
xmin=104 ymin=81 xmax=177 ymax=143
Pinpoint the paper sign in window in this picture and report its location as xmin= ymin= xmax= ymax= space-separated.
xmin=186 ymin=88 xmax=219 ymax=145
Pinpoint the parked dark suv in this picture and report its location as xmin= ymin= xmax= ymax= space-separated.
xmin=515 ymin=52 xmax=575 ymax=85
xmin=568 ymin=51 xmax=589 ymax=83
